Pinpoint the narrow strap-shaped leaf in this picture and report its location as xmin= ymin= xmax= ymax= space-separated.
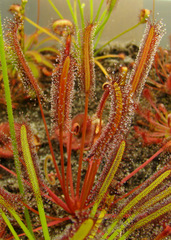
xmin=24 ymin=16 xmax=61 ymax=42
xmin=0 ymin=13 xmax=22 ymax=195
xmin=128 ymin=21 xmax=165 ymax=101
xmin=77 ymin=0 xmax=85 ymax=29
xmin=0 ymin=13 xmax=34 ymax=237
xmin=109 ymin=186 xmax=171 ymax=239
xmin=90 ymin=141 xmax=125 ymax=218
xmin=79 ymin=23 xmax=95 ymax=96
xmin=89 ymin=209 xmax=106 ymax=239
xmin=47 ymin=0 xmax=64 ymax=19
xmin=103 ymin=170 xmax=171 ymax=239
xmin=119 ymin=202 xmax=171 ymax=240
xmin=20 ymin=125 xmax=50 ymax=240
xmin=0 ymin=196 xmax=35 ymax=240
xmin=0 ymin=209 xmax=20 ymax=240
xmin=58 ymin=55 xmax=71 ymax=127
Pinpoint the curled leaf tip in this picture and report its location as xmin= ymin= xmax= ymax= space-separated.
xmin=139 ymin=9 xmax=151 ymax=23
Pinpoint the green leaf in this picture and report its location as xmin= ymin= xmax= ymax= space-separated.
xmin=20 ymin=125 xmax=50 ymax=240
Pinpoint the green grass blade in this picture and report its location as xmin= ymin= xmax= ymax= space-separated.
xmin=66 ymin=0 xmax=77 ymax=27
xmin=0 ymin=196 xmax=35 ymax=240
xmin=94 ymin=0 xmax=105 ymax=22
xmin=94 ymin=22 xmax=141 ymax=54
xmin=64 ymin=0 xmax=80 ymax=43
xmin=48 ymin=0 xmax=64 ymax=19
xmin=24 ymin=16 xmax=62 ymax=43
xmin=94 ymin=0 xmax=118 ymax=38
xmin=0 ymin=209 xmax=20 ymax=240
xmin=77 ymin=0 xmax=85 ymax=29
xmin=90 ymin=0 xmax=93 ymax=23
xmin=0 ymin=13 xmax=22 ymax=195
xmin=20 ymin=125 xmax=50 ymax=240
xmin=0 ymin=13 xmax=35 ymax=238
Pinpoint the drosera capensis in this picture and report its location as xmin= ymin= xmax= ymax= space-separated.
xmin=0 ymin=0 xmax=171 ymax=239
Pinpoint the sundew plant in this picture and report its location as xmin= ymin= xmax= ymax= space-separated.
xmin=0 ymin=0 xmax=171 ymax=239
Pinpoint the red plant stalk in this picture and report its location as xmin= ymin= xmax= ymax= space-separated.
xmin=143 ymin=88 xmax=167 ymax=124
xmin=5 ymin=16 xmax=64 ymax=189
xmin=66 ymin=131 xmax=75 ymax=200
xmin=4 ymin=15 xmax=166 ymax=221
xmin=58 ymin=55 xmax=71 ymax=190
xmin=6 ymin=18 xmax=43 ymax=98
xmin=153 ymin=225 xmax=171 ymax=240
xmin=0 ymin=162 xmax=70 ymax=213
xmin=5 ymin=18 xmax=77 ymax=213
xmin=76 ymin=24 xmax=95 ymax=201
xmin=6 ymin=15 xmax=76 ymax=212
xmin=78 ymin=81 xmax=115 ymax=207
xmin=76 ymin=94 xmax=89 ymax=201
xmin=80 ymin=156 xmax=102 ymax=209
xmin=51 ymin=33 xmax=75 ymax=209
xmin=79 ymin=81 xmax=123 ymax=207
xmin=85 ymin=20 xmax=165 ymax=205
xmin=118 ymin=140 xmax=171 ymax=187
xmin=37 ymin=96 xmax=63 ymax=188
xmin=146 ymin=44 xmax=171 ymax=94
xmin=11 ymin=15 xmax=77 ymax=210
xmin=6 ymin=218 xmax=70 ymax=240
xmin=57 ymin=36 xmax=72 ymax=189
xmin=128 ymin=22 xmax=164 ymax=100
xmin=135 ymin=88 xmax=171 ymax=144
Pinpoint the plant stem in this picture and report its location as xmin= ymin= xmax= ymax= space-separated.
xmin=90 ymin=141 xmax=125 ymax=218
xmin=20 ymin=0 xmax=28 ymax=51
xmin=80 ymin=159 xmax=99 ymax=209
xmin=94 ymin=0 xmax=105 ymax=22
xmin=24 ymin=16 xmax=62 ymax=43
xmin=66 ymin=132 xmax=75 ymax=199
xmin=37 ymin=95 xmax=63 ymax=189
xmin=0 ymin=196 xmax=35 ymax=240
xmin=77 ymin=0 xmax=85 ymax=29
xmin=0 ymin=14 xmax=22 ymax=197
xmin=90 ymin=0 xmax=93 ymax=23
xmin=59 ymin=128 xmax=66 ymax=191
xmin=48 ymin=0 xmax=64 ymax=19
xmin=0 ymin=13 xmax=35 ymax=238
xmin=76 ymin=93 xmax=89 ymax=199
xmin=66 ymin=0 xmax=78 ymax=31
xmin=94 ymin=0 xmax=117 ymax=39
xmin=94 ymin=22 xmax=141 ymax=55
xmin=0 ymin=210 xmax=20 ymax=240
xmin=119 ymin=140 xmax=171 ymax=187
